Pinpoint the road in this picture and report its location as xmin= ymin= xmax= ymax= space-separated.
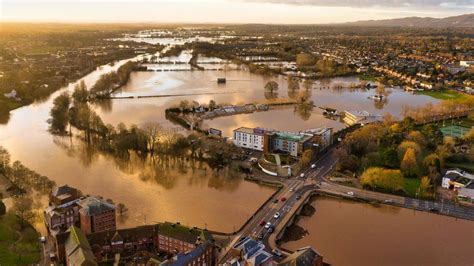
xmin=219 ymin=148 xmax=474 ymax=263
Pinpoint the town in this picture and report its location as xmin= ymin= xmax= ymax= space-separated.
xmin=0 ymin=5 xmax=473 ymax=266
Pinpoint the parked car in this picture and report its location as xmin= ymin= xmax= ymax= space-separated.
xmin=257 ymin=232 xmax=264 ymax=240
xmin=267 ymin=225 xmax=274 ymax=233
xmin=296 ymin=195 xmax=301 ymax=200
xmin=300 ymin=173 xmax=305 ymax=178
xmin=311 ymin=164 xmax=316 ymax=169
xmin=384 ymin=199 xmax=394 ymax=203
xmin=273 ymin=199 xmax=279 ymax=204
xmin=259 ymin=220 xmax=266 ymax=226
xmin=429 ymin=207 xmax=439 ymax=213
xmin=346 ymin=191 xmax=354 ymax=196
xmin=264 ymin=222 xmax=272 ymax=229
xmin=272 ymin=249 xmax=283 ymax=257
xmin=273 ymin=212 xmax=280 ymax=219
xmin=280 ymin=197 xmax=287 ymax=202
xmin=289 ymin=188 xmax=294 ymax=192
xmin=40 ymin=236 xmax=47 ymax=243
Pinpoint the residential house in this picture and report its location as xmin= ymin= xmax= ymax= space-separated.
xmin=77 ymin=197 xmax=116 ymax=235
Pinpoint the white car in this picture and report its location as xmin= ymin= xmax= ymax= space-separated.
xmin=40 ymin=236 xmax=46 ymax=243
xmin=311 ymin=164 xmax=316 ymax=169
xmin=347 ymin=191 xmax=354 ymax=196
xmin=264 ymin=222 xmax=272 ymax=229
xmin=273 ymin=212 xmax=280 ymax=219
xmin=289 ymin=188 xmax=294 ymax=192
xmin=300 ymin=173 xmax=305 ymax=178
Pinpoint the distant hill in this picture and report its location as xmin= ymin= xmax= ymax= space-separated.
xmin=345 ymin=13 xmax=473 ymax=28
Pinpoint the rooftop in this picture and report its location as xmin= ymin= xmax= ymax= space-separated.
xmin=77 ymin=197 xmax=115 ymax=216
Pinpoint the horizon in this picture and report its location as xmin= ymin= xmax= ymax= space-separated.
xmin=1 ymin=0 xmax=473 ymax=24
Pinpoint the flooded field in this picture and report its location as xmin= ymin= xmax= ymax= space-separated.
xmin=96 ymin=68 xmax=439 ymax=137
xmin=0 ymin=47 xmax=443 ymax=235
xmin=282 ymin=197 xmax=474 ymax=266
xmin=0 ymin=57 xmax=274 ymax=233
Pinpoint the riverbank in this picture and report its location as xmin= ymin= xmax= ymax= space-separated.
xmin=0 ymin=212 xmax=41 ymax=265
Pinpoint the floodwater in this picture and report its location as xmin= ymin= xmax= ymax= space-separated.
xmin=282 ymin=197 xmax=474 ymax=266
xmin=0 ymin=55 xmax=274 ymax=233
xmin=95 ymin=66 xmax=439 ymax=137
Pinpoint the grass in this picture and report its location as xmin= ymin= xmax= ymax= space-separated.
xmin=418 ymin=90 xmax=467 ymax=100
xmin=403 ymin=178 xmax=421 ymax=197
xmin=0 ymin=213 xmax=41 ymax=265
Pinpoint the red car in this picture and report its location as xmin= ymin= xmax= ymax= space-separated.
xmin=259 ymin=220 xmax=266 ymax=226
xmin=280 ymin=197 xmax=287 ymax=202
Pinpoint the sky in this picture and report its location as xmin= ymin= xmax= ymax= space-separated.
xmin=0 ymin=0 xmax=472 ymax=24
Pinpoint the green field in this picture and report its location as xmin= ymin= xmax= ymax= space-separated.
xmin=0 ymin=213 xmax=41 ymax=265
xmin=418 ymin=90 xmax=467 ymax=100
xmin=403 ymin=178 xmax=421 ymax=197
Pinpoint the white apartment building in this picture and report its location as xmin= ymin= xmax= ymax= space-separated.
xmin=233 ymin=127 xmax=266 ymax=151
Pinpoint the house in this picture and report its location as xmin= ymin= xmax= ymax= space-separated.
xmin=278 ymin=246 xmax=323 ymax=266
xmin=63 ymin=226 xmax=98 ymax=266
xmin=160 ymin=241 xmax=215 ymax=266
xmin=441 ymin=169 xmax=474 ymax=190
xmin=343 ymin=110 xmax=382 ymax=126
xmin=77 ymin=197 xmax=116 ymax=235
xmin=225 ymin=236 xmax=273 ymax=266
xmin=44 ymin=201 xmax=80 ymax=234
xmin=50 ymin=184 xmax=81 ymax=206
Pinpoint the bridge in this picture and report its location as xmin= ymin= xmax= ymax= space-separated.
xmin=217 ymin=148 xmax=474 ymax=264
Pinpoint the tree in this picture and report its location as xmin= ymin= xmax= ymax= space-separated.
xmin=12 ymin=196 xmax=34 ymax=229
xmin=264 ymin=81 xmax=279 ymax=94
xmin=400 ymin=147 xmax=419 ymax=178
xmin=419 ymin=176 xmax=431 ymax=198
xmin=0 ymin=199 xmax=6 ymax=216
xmin=143 ymin=123 xmax=161 ymax=156
xmin=299 ymin=149 xmax=313 ymax=168
xmin=208 ymin=100 xmax=217 ymax=110
xmin=72 ymin=81 xmax=89 ymax=104
xmin=50 ymin=92 xmax=71 ymax=133
xmin=117 ymin=203 xmax=128 ymax=216
xmin=360 ymin=167 xmax=404 ymax=193
xmin=0 ymin=146 xmax=10 ymax=174
xmin=287 ymin=75 xmax=300 ymax=91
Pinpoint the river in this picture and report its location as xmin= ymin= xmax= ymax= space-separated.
xmin=282 ymin=197 xmax=474 ymax=266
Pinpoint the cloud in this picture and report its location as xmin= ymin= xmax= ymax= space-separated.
xmin=240 ymin=0 xmax=474 ymax=9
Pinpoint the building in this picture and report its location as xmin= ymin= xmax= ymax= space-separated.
xmin=278 ymin=246 xmax=323 ymax=266
xmin=160 ymin=241 xmax=215 ymax=266
xmin=233 ymin=127 xmax=332 ymax=157
xmin=77 ymin=197 xmax=116 ymax=235
xmin=233 ymin=127 xmax=267 ymax=151
xmin=225 ymin=236 xmax=273 ymax=266
xmin=266 ymin=131 xmax=314 ymax=157
xmin=441 ymin=169 xmax=474 ymax=190
xmin=44 ymin=201 xmax=80 ymax=234
xmin=56 ymin=222 xmax=215 ymax=265
xmin=458 ymin=184 xmax=474 ymax=203
xmin=50 ymin=184 xmax=81 ymax=206
xmin=62 ymin=226 xmax=98 ymax=266
xmin=343 ymin=110 xmax=383 ymax=126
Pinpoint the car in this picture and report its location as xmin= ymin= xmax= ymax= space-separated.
xmin=257 ymin=232 xmax=264 ymax=240
xmin=272 ymin=249 xmax=283 ymax=257
xmin=267 ymin=226 xmax=274 ymax=233
xmin=289 ymin=188 xmax=294 ymax=192
xmin=273 ymin=199 xmax=279 ymax=204
xmin=280 ymin=197 xmax=286 ymax=202
xmin=346 ymin=191 xmax=354 ymax=196
xmin=300 ymin=173 xmax=305 ymax=178
xmin=384 ymin=199 xmax=394 ymax=203
xmin=264 ymin=222 xmax=272 ymax=229
xmin=273 ymin=212 xmax=280 ymax=219
xmin=40 ymin=236 xmax=47 ymax=243
xmin=296 ymin=195 xmax=301 ymax=200
xmin=259 ymin=220 xmax=266 ymax=226
xmin=311 ymin=164 xmax=316 ymax=169
xmin=429 ymin=207 xmax=439 ymax=213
